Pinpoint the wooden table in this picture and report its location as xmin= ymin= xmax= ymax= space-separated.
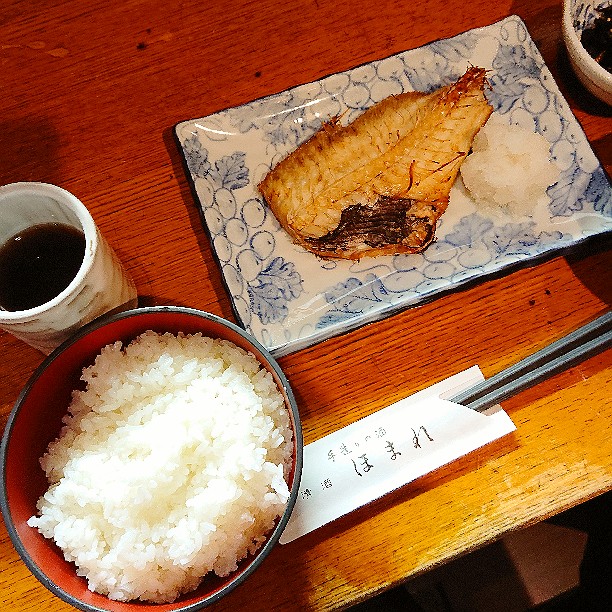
xmin=1 ymin=0 xmax=611 ymax=610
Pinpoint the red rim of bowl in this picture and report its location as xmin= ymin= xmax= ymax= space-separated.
xmin=0 ymin=306 xmax=303 ymax=612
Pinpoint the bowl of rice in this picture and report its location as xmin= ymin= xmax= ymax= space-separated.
xmin=0 ymin=306 xmax=303 ymax=611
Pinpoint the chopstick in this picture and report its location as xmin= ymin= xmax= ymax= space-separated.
xmin=449 ymin=311 xmax=612 ymax=413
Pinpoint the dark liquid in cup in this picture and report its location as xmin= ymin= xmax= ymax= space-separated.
xmin=0 ymin=222 xmax=86 ymax=311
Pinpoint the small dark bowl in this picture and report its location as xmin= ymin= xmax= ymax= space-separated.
xmin=562 ymin=0 xmax=612 ymax=105
xmin=0 ymin=306 xmax=303 ymax=612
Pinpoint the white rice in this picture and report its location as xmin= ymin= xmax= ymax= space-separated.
xmin=27 ymin=330 xmax=293 ymax=603
xmin=459 ymin=113 xmax=560 ymax=217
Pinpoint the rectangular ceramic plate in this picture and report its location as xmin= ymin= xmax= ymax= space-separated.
xmin=175 ymin=15 xmax=612 ymax=357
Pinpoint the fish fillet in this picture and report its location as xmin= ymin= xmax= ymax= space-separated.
xmin=258 ymin=67 xmax=493 ymax=259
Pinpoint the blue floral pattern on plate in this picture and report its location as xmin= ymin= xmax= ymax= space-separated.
xmin=175 ymin=15 xmax=612 ymax=357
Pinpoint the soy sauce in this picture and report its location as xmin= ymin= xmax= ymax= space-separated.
xmin=0 ymin=223 xmax=86 ymax=311
xmin=581 ymin=6 xmax=612 ymax=73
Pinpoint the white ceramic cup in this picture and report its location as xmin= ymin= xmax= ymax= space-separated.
xmin=0 ymin=182 xmax=138 ymax=354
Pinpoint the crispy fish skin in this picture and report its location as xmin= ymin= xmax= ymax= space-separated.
xmin=258 ymin=67 xmax=493 ymax=259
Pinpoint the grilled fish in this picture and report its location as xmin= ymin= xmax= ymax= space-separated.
xmin=258 ymin=67 xmax=493 ymax=259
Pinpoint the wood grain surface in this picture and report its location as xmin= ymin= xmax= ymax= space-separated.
xmin=1 ymin=0 xmax=611 ymax=610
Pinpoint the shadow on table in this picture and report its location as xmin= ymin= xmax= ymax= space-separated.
xmin=564 ymin=233 xmax=612 ymax=311
xmin=348 ymin=491 xmax=612 ymax=612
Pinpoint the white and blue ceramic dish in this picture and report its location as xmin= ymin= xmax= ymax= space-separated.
xmin=175 ymin=15 xmax=612 ymax=357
